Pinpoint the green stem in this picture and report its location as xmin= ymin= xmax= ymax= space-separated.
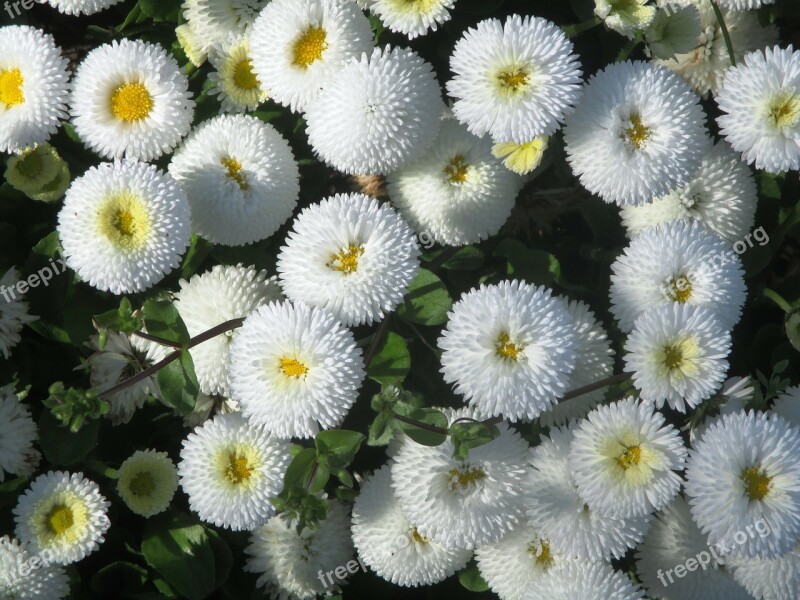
xmin=562 ymin=16 xmax=602 ymax=38
xmin=710 ymin=0 xmax=736 ymax=67
xmin=363 ymin=315 xmax=392 ymax=366
xmin=560 ymin=371 xmax=633 ymax=402
xmin=617 ymin=35 xmax=642 ymax=61
xmin=763 ymin=288 xmax=793 ymax=313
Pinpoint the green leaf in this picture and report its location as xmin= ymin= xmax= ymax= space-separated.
xmin=395 ymin=407 xmax=448 ymax=446
xmin=367 ymin=332 xmax=411 ymax=385
xmin=458 ymin=562 xmax=490 ymax=592
xmin=315 ymin=430 xmax=365 ymax=470
xmin=180 ymin=235 xmax=213 ymax=280
xmin=94 ymin=297 xmax=143 ymax=336
xmin=38 ymin=409 xmax=100 ymax=466
xmin=786 ymin=309 xmax=800 ymax=352
xmin=91 ymin=562 xmax=148 ymax=597
xmin=137 ymin=0 xmax=181 ymax=21
xmin=156 ymin=352 xmax=198 ymax=416
xmin=283 ymin=448 xmax=317 ymax=488
xmin=442 ymin=246 xmax=485 ymax=270
xmin=397 ymin=269 xmax=453 ymax=326
xmin=367 ymin=410 xmax=396 ymax=447
xmin=494 ymin=239 xmax=561 ymax=286
xmin=449 ymin=421 xmax=500 ymax=461
xmin=143 ymin=299 xmax=190 ymax=345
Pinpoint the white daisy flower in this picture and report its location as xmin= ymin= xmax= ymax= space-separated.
xmin=13 ymin=471 xmax=110 ymax=565
xmin=208 ymin=35 xmax=269 ymax=113
xmin=0 ymin=26 xmax=70 ymax=154
xmin=169 ymin=114 xmax=300 ymax=246
xmin=352 ymin=464 xmax=471 ymax=587
xmin=249 ymin=0 xmax=373 ymax=112
xmin=0 ymin=386 xmax=39 ymax=482
xmin=538 ymin=561 xmax=645 ymax=600
xmin=772 ymin=385 xmax=800 ymax=427
xmin=595 ymin=0 xmax=656 ymax=38
xmin=716 ymin=0 xmax=775 ymax=10
xmin=569 ymin=397 xmax=688 ymax=518
xmin=731 ymin=541 xmax=800 ymax=600
xmin=4 ymin=144 xmax=66 ymax=197
xmin=475 ymin=519 xmax=575 ymax=600
xmin=277 ymin=193 xmax=421 ymax=327
xmin=0 ymin=535 xmax=69 ymax=600
xmin=564 ymin=60 xmax=709 ymax=206
xmin=58 ymin=160 xmax=191 ymax=295
xmin=117 ymin=449 xmax=178 ymax=518
xmin=624 ymin=303 xmax=732 ymax=412
xmin=636 ymin=495 xmax=752 ymax=600
xmin=184 ymin=0 xmax=269 ymax=55
xmin=447 ymin=14 xmax=582 ymax=143
xmin=229 ymin=300 xmax=365 ymax=439
xmin=71 ymin=39 xmax=194 ymax=161
xmin=175 ymin=264 xmax=283 ymax=397
xmin=620 ymin=142 xmax=758 ymax=246
xmin=537 ymin=298 xmax=614 ymax=428
xmin=40 ymin=0 xmax=124 ymax=15
xmin=654 ymin=1 xmax=777 ymax=97
xmin=610 ymin=219 xmax=747 ymax=333
xmin=685 ymin=410 xmax=800 ymax=559
xmin=717 ymin=45 xmax=800 ymax=173
xmin=305 ymin=46 xmax=446 ymax=175
xmin=438 ymin=280 xmax=578 ymax=422
xmin=175 ymin=24 xmax=207 ymax=67
xmin=391 ymin=407 xmax=530 ymax=550
xmin=245 ymin=500 xmax=354 ymax=599
xmin=386 ymin=117 xmax=523 ymax=247
xmin=0 ymin=267 xmax=37 ymax=359
xmin=367 ymin=0 xmax=455 ymax=39
xmin=86 ymin=331 xmax=165 ymax=425
xmin=178 ymin=413 xmax=291 ymax=531
xmin=526 ymin=425 xmax=651 ymax=562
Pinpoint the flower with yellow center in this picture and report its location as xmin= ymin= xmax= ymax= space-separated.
xmin=443 ymin=154 xmax=470 ymax=183
xmin=13 ymin=471 xmax=110 ymax=565
xmin=176 ymin=23 xmax=207 ymax=67
xmin=741 ymin=466 xmax=772 ymax=501
xmin=448 ymin=466 xmax=486 ymax=492
xmin=595 ymin=0 xmax=656 ymax=38
xmin=4 ymin=144 xmax=65 ymax=197
xmin=209 ymin=35 xmax=269 ymax=113
xmin=327 ymin=244 xmax=364 ymax=275
xmin=96 ymin=193 xmax=152 ymax=253
xmin=622 ymin=113 xmax=651 ymax=151
xmin=109 ymin=82 xmax=153 ymax=122
xmin=292 ymin=26 xmax=328 ymax=68
xmin=0 ymin=68 xmax=24 ymax=108
xmin=496 ymin=67 xmax=531 ymax=95
xmin=366 ymin=0 xmax=455 ymax=39
xmin=279 ymin=357 xmax=308 ymax=379
xmin=117 ymin=449 xmax=179 ymax=517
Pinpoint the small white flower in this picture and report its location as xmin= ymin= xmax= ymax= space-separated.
xmin=0 ymin=386 xmax=39 ymax=482
xmin=208 ymin=35 xmax=269 ymax=113
xmin=40 ymin=0 xmax=124 ymax=15
xmin=117 ymin=449 xmax=179 ymax=518
xmin=772 ymin=385 xmax=800 ymax=427
xmin=175 ymin=24 xmax=207 ymax=67
xmin=184 ymin=0 xmax=268 ymax=55
xmin=367 ymin=0 xmax=455 ymax=39
xmin=0 ymin=267 xmax=37 ymax=359
xmin=0 ymin=535 xmax=69 ymax=600
xmin=538 ymin=561 xmax=645 ymax=600
xmin=595 ymin=0 xmax=656 ymax=38
xmin=731 ymin=541 xmax=800 ymax=600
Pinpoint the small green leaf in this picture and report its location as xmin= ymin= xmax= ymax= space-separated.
xmin=38 ymin=410 xmax=100 ymax=466
xmin=786 ymin=309 xmax=800 ymax=352
xmin=90 ymin=562 xmax=148 ymax=596
xmin=283 ymin=448 xmax=317 ymax=488
xmin=156 ymin=352 xmax=198 ymax=416
xmin=137 ymin=0 xmax=181 ymax=21
xmin=367 ymin=410 xmax=396 ymax=447
xmin=395 ymin=408 xmax=448 ymax=446
xmin=458 ymin=562 xmax=490 ymax=592
xmin=397 ymin=269 xmax=453 ymax=326
xmin=315 ymin=430 xmax=365 ymax=470
xmin=143 ymin=299 xmax=190 ymax=345
xmin=494 ymin=239 xmax=561 ymax=286
xmin=449 ymin=421 xmax=500 ymax=461
xmin=367 ymin=332 xmax=411 ymax=385
xmin=441 ymin=246 xmax=485 ymax=270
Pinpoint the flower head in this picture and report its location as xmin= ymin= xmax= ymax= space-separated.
xmin=117 ymin=449 xmax=178 ymax=517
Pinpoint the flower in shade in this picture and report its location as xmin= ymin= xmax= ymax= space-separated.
xmin=0 ymin=267 xmax=37 ymax=359
xmin=539 ymin=561 xmax=645 ymax=600
xmin=0 ymin=385 xmax=39 ymax=482
xmin=4 ymin=144 xmax=66 ymax=198
xmin=183 ymin=0 xmax=269 ymax=55
xmin=595 ymin=0 xmax=656 ymax=38
xmin=772 ymin=385 xmax=800 ymax=427
xmin=208 ymin=35 xmax=269 ymax=113
xmin=117 ymin=449 xmax=179 ymax=518
xmin=0 ymin=535 xmax=69 ymax=600
xmin=731 ymin=541 xmax=800 ymax=600
xmin=366 ymin=0 xmax=455 ymax=39
xmin=41 ymin=0 xmax=124 ymax=15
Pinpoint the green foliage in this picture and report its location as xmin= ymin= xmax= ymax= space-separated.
xmin=44 ymin=382 xmax=108 ymax=432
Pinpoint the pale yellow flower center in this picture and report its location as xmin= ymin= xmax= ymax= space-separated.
xmin=328 ymin=244 xmax=364 ymax=274
xmin=443 ymin=155 xmax=470 ymax=183
xmin=448 ymin=466 xmax=486 ymax=490
xmin=129 ymin=471 xmax=156 ymax=496
xmin=767 ymin=93 xmax=800 ymax=129
xmin=616 ymin=445 xmax=642 ymax=470
xmin=47 ymin=504 xmax=74 ymax=536
xmin=97 ymin=193 xmax=151 ymax=252
xmin=623 ymin=113 xmax=651 ymax=150
xmin=225 ymin=451 xmax=254 ymax=485
xmin=529 ymin=540 xmax=554 ymax=569
xmin=496 ymin=67 xmax=530 ymax=94
xmin=741 ymin=466 xmax=771 ymax=501
xmin=495 ymin=332 xmax=522 ymax=361
xmin=233 ymin=59 xmax=259 ymax=91
xmin=668 ymin=275 xmax=692 ymax=303
xmin=221 ymin=157 xmax=249 ymax=190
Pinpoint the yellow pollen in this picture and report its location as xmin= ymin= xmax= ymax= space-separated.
xmin=97 ymin=193 xmax=151 ymax=251
xmin=497 ymin=68 xmax=530 ymax=93
xmin=767 ymin=93 xmax=800 ymax=128
xmin=443 ymin=155 xmax=470 ymax=183
xmin=221 ymin=157 xmax=249 ymax=190
xmin=662 ymin=343 xmax=685 ymax=370
xmin=47 ymin=505 xmax=74 ymax=536
xmin=742 ymin=466 xmax=772 ymax=501
xmin=616 ymin=445 xmax=642 ymax=470
xmin=129 ymin=471 xmax=156 ymax=496
xmin=623 ymin=114 xmax=651 ymax=150
xmin=448 ymin=467 xmax=486 ymax=490
xmin=668 ymin=275 xmax=692 ymax=303
xmin=0 ymin=68 xmax=24 ymax=107
xmin=109 ymin=82 xmax=153 ymax=122
xmin=410 ymin=528 xmax=428 ymax=544
xmin=292 ymin=26 xmax=327 ymax=68
xmin=233 ymin=59 xmax=259 ymax=91
xmin=328 ymin=244 xmax=364 ymax=274
xmin=225 ymin=452 xmax=254 ymax=484
xmin=529 ymin=541 xmax=554 ymax=568
xmin=279 ymin=357 xmax=309 ymax=378
xmin=495 ymin=332 xmax=522 ymax=361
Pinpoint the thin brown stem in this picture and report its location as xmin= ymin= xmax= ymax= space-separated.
xmin=363 ymin=316 xmax=392 ymax=366
xmin=132 ymin=330 xmax=182 ymax=349
xmin=560 ymin=371 xmax=633 ymax=402
xmin=393 ymin=413 xmax=450 ymax=435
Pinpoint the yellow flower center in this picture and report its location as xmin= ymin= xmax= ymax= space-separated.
xmin=443 ymin=155 xmax=470 ymax=183
xmin=279 ymin=357 xmax=309 ymax=379
xmin=741 ymin=466 xmax=771 ymax=501
xmin=387 ymin=0 xmax=440 ymax=13
xmin=225 ymin=451 xmax=254 ymax=485
xmin=616 ymin=445 xmax=642 ymax=470
xmin=221 ymin=157 xmax=249 ymax=190
xmin=448 ymin=466 xmax=486 ymax=491
xmin=0 ymin=68 xmax=24 ymax=107
xmin=767 ymin=93 xmax=800 ymax=129
xmin=328 ymin=244 xmax=364 ymax=274
xmin=409 ymin=528 xmax=428 ymax=544
xmin=497 ymin=67 xmax=530 ymax=94
xmin=129 ymin=471 xmax=156 ymax=496
xmin=529 ymin=540 xmax=553 ymax=569
xmin=623 ymin=113 xmax=651 ymax=150
xmin=657 ymin=336 xmax=700 ymax=375
xmin=668 ymin=275 xmax=692 ymax=303
xmin=495 ymin=332 xmax=522 ymax=361
xmin=233 ymin=59 xmax=259 ymax=91
xmin=292 ymin=26 xmax=327 ymax=68
xmin=47 ymin=504 xmax=74 ymax=536
xmin=109 ymin=82 xmax=154 ymax=122
xmin=97 ymin=193 xmax=152 ymax=252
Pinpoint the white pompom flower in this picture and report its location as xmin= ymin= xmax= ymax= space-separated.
xmin=526 ymin=425 xmax=651 ymax=562
xmin=169 ymin=114 xmax=300 ymax=246
xmin=772 ymin=385 xmax=800 ymax=427
xmin=717 ymin=45 xmax=800 ymax=173
xmin=391 ymin=407 xmax=530 ymax=550
xmin=620 ymin=141 xmax=758 ymax=246
xmin=569 ymin=397 xmax=688 ymax=518
xmin=178 ymin=413 xmax=291 ymax=531
xmin=685 ymin=410 xmax=800 ymax=559
xmin=564 ymin=60 xmax=709 ymax=206
xmin=716 ymin=0 xmax=775 ymax=10
xmin=438 ymin=280 xmax=578 ymax=422
xmin=71 ymin=39 xmax=194 ymax=161
xmin=624 ymin=304 xmax=732 ymax=412
xmin=116 ymin=449 xmax=179 ymax=518
xmin=184 ymin=0 xmax=269 ymax=55
xmin=305 ymin=46 xmax=446 ymax=175
xmin=13 ymin=471 xmax=110 ymax=565
xmin=0 ymin=386 xmax=39 ymax=482
xmin=58 ymin=160 xmax=191 ymax=295
xmin=277 ymin=193 xmax=421 ymax=327
xmin=0 ymin=26 xmax=70 ymax=154
xmin=40 ymin=0 xmax=124 ymax=15
xmin=731 ymin=542 xmax=800 ymax=600
xmin=352 ymin=464 xmax=471 ymax=587
xmin=207 ymin=35 xmax=269 ymax=113
xmin=367 ymin=0 xmax=455 ymax=39
xmin=175 ymin=264 xmax=283 ymax=397
xmin=447 ymin=14 xmax=582 ymax=143
xmin=538 ymin=561 xmax=645 ymax=600
xmin=0 ymin=267 xmax=37 ymax=359
xmin=229 ymin=300 xmax=365 ymax=439
xmin=249 ymin=0 xmax=373 ymax=112
xmin=0 ymin=535 xmax=69 ymax=600
xmin=610 ymin=219 xmax=747 ymax=333
xmin=386 ymin=117 xmax=523 ymax=247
